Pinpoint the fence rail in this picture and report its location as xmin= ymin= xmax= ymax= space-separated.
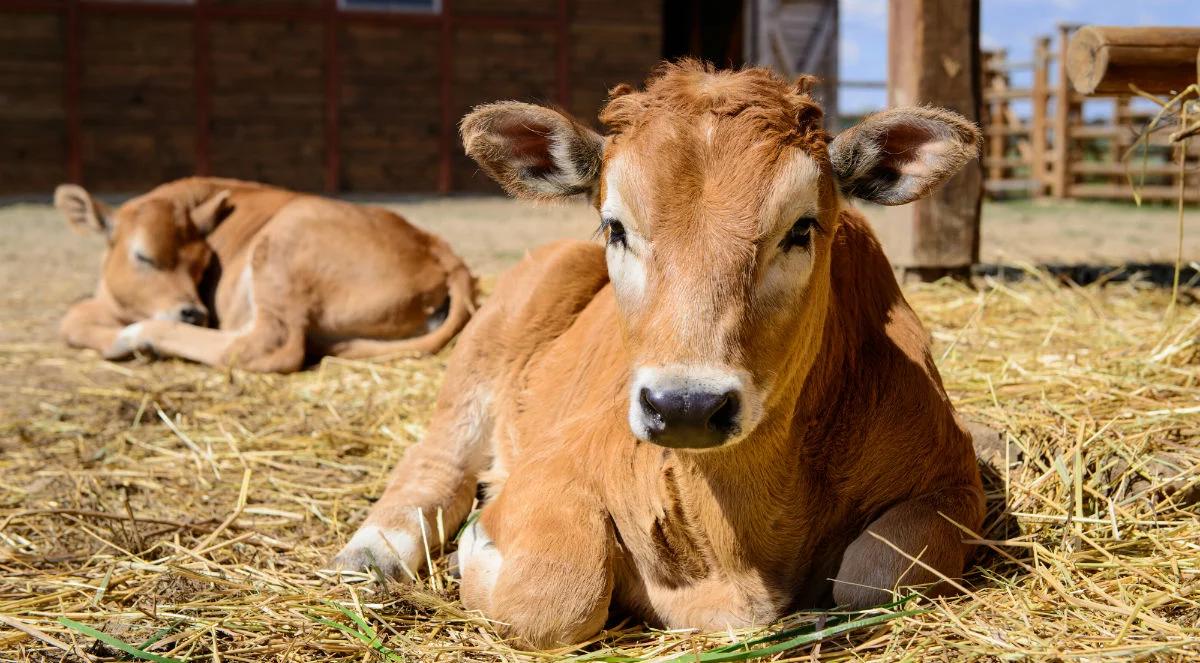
xmin=982 ymin=25 xmax=1199 ymax=203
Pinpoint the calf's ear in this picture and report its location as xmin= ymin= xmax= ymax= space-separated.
xmin=189 ymin=189 xmax=232 ymax=234
xmin=829 ymin=107 xmax=981 ymax=206
xmin=460 ymin=102 xmax=604 ymax=200
xmin=54 ymin=184 xmax=113 ymax=238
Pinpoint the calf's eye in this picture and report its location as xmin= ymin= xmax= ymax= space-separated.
xmin=603 ymin=218 xmax=628 ymax=249
xmin=134 ymin=251 xmax=156 ymax=267
xmin=780 ymin=217 xmax=817 ymax=251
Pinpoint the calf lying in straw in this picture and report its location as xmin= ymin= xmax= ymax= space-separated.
xmin=336 ymin=62 xmax=985 ymax=648
xmin=57 ymin=177 xmax=474 ymax=372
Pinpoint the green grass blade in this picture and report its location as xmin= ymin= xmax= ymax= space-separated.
xmin=711 ymin=595 xmax=918 ymax=653
xmin=58 ymin=617 xmax=186 ymax=663
xmin=328 ymin=601 xmax=379 ymax=641
xmin=137 ymin=618 xmax=186 ymax=650
xmin=663 ymin=609 xmax=925 ymax=663
xmin=308 ymin=611 xmax=405 ymax=662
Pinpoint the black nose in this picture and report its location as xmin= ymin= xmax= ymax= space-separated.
xmin=179 ymin=306 xmax=207 ymax=326
xmin=639 ymin=387 xmax=740 ymax=448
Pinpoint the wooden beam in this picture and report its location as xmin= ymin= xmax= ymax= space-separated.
xmin=884 ymin=0 xmax=982 ymax=278
xmin=65 ymin=0 xmax=81 ymax=184
xmin=322 ymin=0 xmax=340 ymax=193
xmin=1030 ymin=35 xmax=1049 ymax=195
xmin=437 ymin=0 xmax=454 ymax=194
xmin=1067 ymin=26 xmax=1200 ymax=96
xmin=1051 ymin=24 xmax=1074 ymax=199
xmin=194 ymin=0 xmax=211 ymax=176
xmin=555 ymin=0 xmax=569 ymax=110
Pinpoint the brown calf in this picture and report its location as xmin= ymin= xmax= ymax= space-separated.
xmin=57 ymin=177 xmax=474 ymax=372
xmin=334 ymin=62 xmax=985 ymax=648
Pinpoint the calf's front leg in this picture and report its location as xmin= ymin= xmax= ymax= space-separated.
xmin=833 ymin=486 xmax=984 ymax=608
xmin=60 ymin=298 xmax=124 ymax=358
xmin=460 ymin=474 xmax=614 ymax=650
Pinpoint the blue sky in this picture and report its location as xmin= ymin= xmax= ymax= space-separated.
xmin=840 ymin=0 xmax=1200 ymax=114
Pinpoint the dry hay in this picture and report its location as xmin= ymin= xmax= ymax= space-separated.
xmin=2 ymin=273 xmax=1199 ymax=662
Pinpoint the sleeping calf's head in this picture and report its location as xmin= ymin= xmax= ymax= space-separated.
xmin=462 ymin=61 xmax=979 ymax=450
xmin=55 ymin=183 xmax=232 ymax=326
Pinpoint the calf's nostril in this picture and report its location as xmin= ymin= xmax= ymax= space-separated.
xmin=641 ymin=387 xmax=739 ymax=433
xmin=179 ymin=307 xmax=207 ymax=325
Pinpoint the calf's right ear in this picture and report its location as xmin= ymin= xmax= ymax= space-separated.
xmin=829 ymin=107 xmax=981 ymax=206
xmin=54 ymin=184 xmax=113 ymax=238
xmin=460 ymin=102 xmax=604 ymax=200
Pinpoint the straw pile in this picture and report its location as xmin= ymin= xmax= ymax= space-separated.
xmin=1 ymin=271 xmax=1198 ymax=661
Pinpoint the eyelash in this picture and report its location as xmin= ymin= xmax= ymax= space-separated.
xmin=780 ymin=217 xmax=819 ymax=251
xmin=600 ymin=218 xmax=628 ymax=249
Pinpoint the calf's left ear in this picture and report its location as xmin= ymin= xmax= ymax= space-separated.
xmin=189 ymin=190 xmax=232 ymax=234
xmin=829 ymin=107 xmax=981 ymax=206
xmin=461 ymin=102 xmax=604 ymax=200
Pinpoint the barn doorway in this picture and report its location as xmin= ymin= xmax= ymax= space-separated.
xmin=661 ymin=0 xmax=746 ymax=69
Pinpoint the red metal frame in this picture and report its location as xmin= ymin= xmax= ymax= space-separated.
xmin=11 ymin=0 xmax=572 ymax=193
xmin=64 ymin=0 xmax=82 ymax=183
xmin=194 ymin=0 xmax=211 ymax=176
xmin=437 ymin=0 xmax=455 ymax=194
xmin=323 ymin=0 xmax=341 ymax=192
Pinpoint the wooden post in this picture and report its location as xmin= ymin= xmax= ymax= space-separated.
xmin=885 ymin=0 xmax=982 ymax=279
xmin=1030 ymin=35 xmax=1050 ymax=197
xmin=986 ymin=49 xmax=1008 ymax=187
xmin=1051 ymin=24 xmax=1074 ymax=199
xmin=1067 ymin=26 xmax=1200 ymax=96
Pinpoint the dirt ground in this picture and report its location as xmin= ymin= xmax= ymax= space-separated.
xmin=2 ymin=195 xmax=1197 ymax=347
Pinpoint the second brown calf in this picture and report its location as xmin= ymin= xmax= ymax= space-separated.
xmin=57 ymin=177 xmax=475 ymax=372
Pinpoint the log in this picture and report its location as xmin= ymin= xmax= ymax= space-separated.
xmin=1067 ymin=26 xmax=1200 ymax=96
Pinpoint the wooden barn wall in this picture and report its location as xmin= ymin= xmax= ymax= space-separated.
xmin=0 ymin=13 xmax=65 ymax=193
xmin=451 ymin=25 xmax=558 ymax=192
xmin=570 ymin=0 xmax=662 ymax=124
xmin=0 ymin=0 xmax=662 ymax=196
xmin=81 ymin=16 xmax=195 ymax=192
xmin=210 ymin=19 xmax=325 ymax=192
xmin=338 ymin=24 xmax=440 ymax=192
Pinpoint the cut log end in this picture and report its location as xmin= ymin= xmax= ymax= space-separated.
xmin=1066 ymin=25 xmax=1200 ymax=96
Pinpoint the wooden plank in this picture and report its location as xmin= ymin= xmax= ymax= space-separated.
xmin=986 ymin=50 xmax=1008 ymax=183
xmin=983 ymin=87 xmax=1031 ymax=101
xmin=885 ymin=0 xmax=982 ymax=276
xmin=1070 ymin=182 xmax=1200 ymax=201
xmin=194 ymin=0 xmax=211 ymax=176
xmin=322 ymin=0 xmax=339 ymax=192
xmin=437 ymin=0 xmax=453 ymax=193
xmin=1073 ymin=161 xmax=1181 ymax=176
xmin=1051 ymin=24 xmax=1074 ymax=198
xmin=985 ymin=179 xmax=1041 ymax=193
xmin=983 ymin=125 xmax=1029 ymax=137
xmin=1030 ymin=35 xmax=1049 ymax=194
xmin=1067 ymin=26 xmax=1200 ymax=95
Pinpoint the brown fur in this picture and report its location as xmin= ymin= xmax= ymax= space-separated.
xmin=56 ymin=177 xmax=475 ymax=372
xmin=336 ymin=62 xmax=985 ymax=649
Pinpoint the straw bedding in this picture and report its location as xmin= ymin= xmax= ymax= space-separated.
xmin=1 ymin=269 xmax=1198 ymax=660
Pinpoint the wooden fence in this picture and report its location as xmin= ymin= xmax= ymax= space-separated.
xmin=981 ymin=25 xmax=1200 ymax=203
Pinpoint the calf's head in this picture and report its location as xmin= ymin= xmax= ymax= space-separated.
xmin=463 ymin=62 xmax=979 ymax=450
xmin=55 ymin=184 xmax=231 ymax=326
